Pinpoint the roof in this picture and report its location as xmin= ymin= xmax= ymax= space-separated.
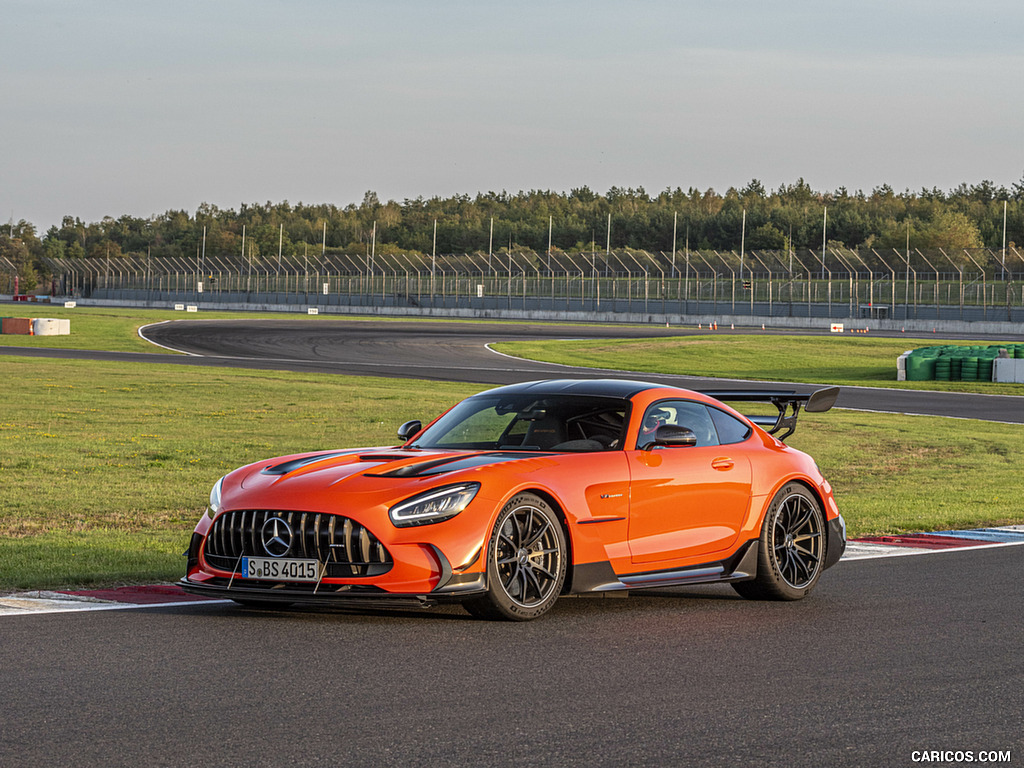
xmin=473 ymin=379 xmax=664 ymax=400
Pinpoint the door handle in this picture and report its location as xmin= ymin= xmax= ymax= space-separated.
xmin=711 ymin=457 xmax=734 ymax=471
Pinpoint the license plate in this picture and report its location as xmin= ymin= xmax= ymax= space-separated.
xmin=240 ymin=557 xmax=320 ymax=582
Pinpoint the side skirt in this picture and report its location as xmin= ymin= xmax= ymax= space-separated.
xmin=570 ymin=540 xmax=759 ymax=594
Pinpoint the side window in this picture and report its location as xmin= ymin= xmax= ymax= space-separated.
xmin=709 ymin=406 xmax=752 ymax=445
xmin=639 ymin=400 xmax=719 ymax=448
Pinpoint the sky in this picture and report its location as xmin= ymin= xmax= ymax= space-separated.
xmin=3 ymin=0 xmax=1023 ymax=232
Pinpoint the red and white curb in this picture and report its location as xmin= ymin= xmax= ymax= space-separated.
xmin=843 ymin=525 xmax=1024 ymax=560
xmin=3 ymin=526 xmax=1023 ymax=616
xmin=0 ymin=585 xmax=225 ymax=616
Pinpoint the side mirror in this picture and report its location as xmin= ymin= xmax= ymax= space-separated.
xmin=397 ymin=420 xmax=422 ymax=442
xmin=650 ymin=424 xmax=697 ymax=449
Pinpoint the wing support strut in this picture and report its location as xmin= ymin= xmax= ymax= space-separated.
xmin=699 ymin=387 xmax=839 ymax=441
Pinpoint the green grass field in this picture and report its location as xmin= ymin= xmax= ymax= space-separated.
xmin=0 ymin=357 xmax=474 ymax=589
xmin=2 ymin=307 xmax=1021 ymax=591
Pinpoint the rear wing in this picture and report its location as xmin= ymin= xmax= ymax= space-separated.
xmin=699 ymin=387 xmax=840 ymax=442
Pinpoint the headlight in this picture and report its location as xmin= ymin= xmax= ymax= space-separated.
xmin=389 ymin=482 xmax=480 ymax=528
xmin=206 ymin=477 xmax=225 ymax=519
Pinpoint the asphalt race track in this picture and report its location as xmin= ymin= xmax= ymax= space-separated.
xmin=2 ymin=317 xmax=1022 ymax=767
xmin=2 ymin=548 xmax=1022 ymax=767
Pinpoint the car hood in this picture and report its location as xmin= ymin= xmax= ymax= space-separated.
xmin=222 ymin=446 xmax=553 ymax=509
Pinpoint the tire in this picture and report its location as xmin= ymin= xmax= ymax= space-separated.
xmin=733 ymin=482 xmax=825 ymax=601
xmin=463 ymin=493 xmax=567 ymax=621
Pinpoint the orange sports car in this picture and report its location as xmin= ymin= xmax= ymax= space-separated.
xmin=181 ymin=379 xmax=845 ymax=620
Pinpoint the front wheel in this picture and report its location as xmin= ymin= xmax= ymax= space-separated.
xmin=463 ymin=493 xmax=567 ymax=621
xmin=733 ymin=482 xmax=825 ymax=601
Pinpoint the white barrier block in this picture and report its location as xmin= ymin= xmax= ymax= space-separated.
xmin=993 ymin=358 xmax=1024 ymax=383
xmin=32 ymin=318 xmax=71 ymax=336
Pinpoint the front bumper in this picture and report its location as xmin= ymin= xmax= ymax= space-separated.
xmin=184 ymin=486 xmax=497 ymax=599
xmin=182 ymin=527 xmax=488 ymax=604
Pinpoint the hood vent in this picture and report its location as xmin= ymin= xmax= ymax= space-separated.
xmin=368 ymin=452 xmax=550 ymax=478
xmin=262 ymin=451 xmax=358 ymax=476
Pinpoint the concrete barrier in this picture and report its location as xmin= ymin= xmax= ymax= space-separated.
xmin=0 ymin=317 xmax=72 ymax=335
xmin=896 ymin=351 xmax=913 ymax=382
xmin=993 ymin=358 xmax=1024 ymax=383
xmin=32 ymin=318 xmax=71 ymax=336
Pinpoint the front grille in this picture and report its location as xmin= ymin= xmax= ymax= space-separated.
xmin=204 ymin=510 xmax=393 ymax=578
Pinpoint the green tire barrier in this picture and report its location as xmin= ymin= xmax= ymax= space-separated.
xmin=904 ymin=355 xmax=935 ymax=381
xmin=961 ymin=357 xmax=978 ymax=382
xmin=903 ymin=344 xmax=1024 ymax=382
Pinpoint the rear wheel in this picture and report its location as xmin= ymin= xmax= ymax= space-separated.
xmin=733 ymin=482 xmax=825 ymax=601
xmin=463 ymin=493 xmax=567 ymax=621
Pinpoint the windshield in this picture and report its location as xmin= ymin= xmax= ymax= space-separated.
xmin=412 ymin=394 xmax=630 ymax=452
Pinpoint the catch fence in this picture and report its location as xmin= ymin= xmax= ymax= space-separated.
xmin=25 ymin=247 xmax=1024 ymax=322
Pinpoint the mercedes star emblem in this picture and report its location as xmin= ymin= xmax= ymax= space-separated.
xmin=261 ymin=517 xmax=293 ymax=557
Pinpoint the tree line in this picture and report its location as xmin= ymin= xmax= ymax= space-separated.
xmin=3 ymin=177 xmax=1023 ymax=291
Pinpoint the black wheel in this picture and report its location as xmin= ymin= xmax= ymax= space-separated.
xmin=733 ymin=482 xmax=825 ymax=601
xmin=463 ymin=493 xmax=567 ymax=621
